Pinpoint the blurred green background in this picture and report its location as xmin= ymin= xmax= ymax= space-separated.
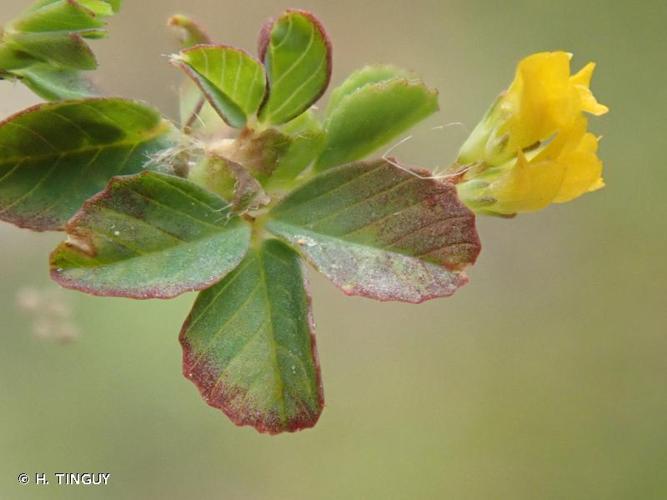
xmin=1 ymin=0 xmax=666 ymax=499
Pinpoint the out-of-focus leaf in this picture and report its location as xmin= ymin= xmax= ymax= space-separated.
xmin=267 ymin=111 xmax=325 ymax=187
xmin=325 ymin=65 xmax=411 ymax=113
xmin=10 ymin=1 xmax=107 ymax=33
xmin=0 ymin=45 xmax=36 ymax=71
xmin=102 ymin=0 xmax=122 ymax=13
xmin=50 ymin=172 xmax=251 ymax=299
xmin=12 ymin=63 xmax=98 ymax=100
xmin=180 ymin=238 xmax=323 ymax=434
xmin=174 ymin=45 xmax=267 ymax=128
xmin=77 ymin=0 xmax=114 ymax=16
xmin=258 ymin=10 xmax=331 ymax=125
xmin=26 ymin=0 xmax=63 ymax=10
xmin=5 ymin=32 xmax=97 ymax=70
xmin=167 ymin=14 xmax=211 ymax=48
xmin=266 ymin=159 xmax=481 ymax=303
xmin=316 ymin=77 xmax=439 ymax=170
xmin=0 ymin=98 xmax=177 ymax=231
xmin=0 ymin=0 xmax=120 ymax=100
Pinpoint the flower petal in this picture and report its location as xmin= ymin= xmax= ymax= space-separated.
xmin=553 ymin=132 xmax=604 ymax=203
xmin=489 ymin=153 xmax=566 ymax=214
xmin=571 ymin=62 xmax=609 ymax=116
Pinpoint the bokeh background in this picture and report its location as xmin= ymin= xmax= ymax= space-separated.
xmin=1 ymin=0 xmax=666 ymax=499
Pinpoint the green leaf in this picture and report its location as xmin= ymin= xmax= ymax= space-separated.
xmin=180 ymin=238 xmax=323 ymax=434
xmin=50 ymin=172 xmax=251 ymax=299
xmin=84 ymin=0 xmax=115 ymax=15
xmin=316 ymin=77 xmax=439 ymax=170
xmin=26 ymin=0 xmax=63 ymax=10
xmin=1 ymin=0 xmax=120 ymax=99
xmin=266 ymin=159 xmax=481 ymax=303
xmin=0 ymin=44 xmax=36 ymax=71
xmin=258 ymin=10 xmax=331 ymax=125
xmin=77 ymin=0 xmax=114 ymax=16
xmin=325 ymin=65 xmax=411 ymax=114
xmin=10 ymin=1 xmax=107 ymax=33
xmin=0 ymin=98 xmax=177 ymax=231
xmin=6 ymin=32 xmax=97 ymax=70
xmin=21 ymin=0 xmax=119 ymax=24
xmin=104 ymin=0 xmax=122 ymax=12
xmin=174 ymin=45 xmax=267 ymax=128
xmin=12 ymin=64 xmax=98 ymax=100
xmin=30 ymin=0 xmax=115 ymax=17
xmin=267 ymin=111 xmax=325 ymax=187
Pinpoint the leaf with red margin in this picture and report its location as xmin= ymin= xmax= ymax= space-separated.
xmin=0 ymin=98 xmax=177 ymax=232
xmin=50 ymin=172 xmax=251 ymax=299
xmin=180 ymin=238 xmax=323 ymax=434
xmin=266 ymin=159 xmax=481 ymax=303
xmin=258 ymin=10 xmax=332 ymax=125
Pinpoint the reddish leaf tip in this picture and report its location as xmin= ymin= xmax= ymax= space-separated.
xmin=179 ymin=307 xmax=325 ymax=435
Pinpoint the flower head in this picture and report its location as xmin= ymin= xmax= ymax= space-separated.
xmin=455 ymin=51 xmax=608 ymax=215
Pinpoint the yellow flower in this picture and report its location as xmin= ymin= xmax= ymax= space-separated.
xmin=455 ymin=51 xmax=608 ymax=215
xmin=473 ymin=118 xmax=604 ymax=215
